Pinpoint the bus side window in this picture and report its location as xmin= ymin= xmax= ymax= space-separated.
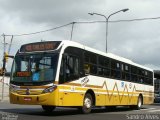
xmin=66 ymin=55 xmax=80 ymax=81
xmin=59 ymin=55 xmax=80 ymax=84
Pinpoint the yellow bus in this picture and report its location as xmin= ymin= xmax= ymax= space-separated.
xmin=10 ymin=40 xmax=154 ymax=114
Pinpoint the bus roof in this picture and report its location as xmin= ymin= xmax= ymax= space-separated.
xmin=59 ymin=40 xmax=153 ymax=72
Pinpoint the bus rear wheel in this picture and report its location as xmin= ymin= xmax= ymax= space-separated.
xmin=130 ymin=95 xmax=143 ymax=110
xmin=42 ymin=105 xmax=55 ymax=112
xmin=80 ymin=93 xmax=93 ymax=114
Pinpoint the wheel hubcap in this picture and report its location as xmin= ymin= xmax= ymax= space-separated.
xmin=138 ymin=98 xmax=142 ymax=107
xmin=84 ymin=98 xmax=91 ymax=108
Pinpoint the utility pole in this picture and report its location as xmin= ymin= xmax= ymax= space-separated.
xmin=88 ymin=8 xmax=129 ymax=52
xmin=1 ymin=34 xmax=13 ymax=101
xmin=70 ymin=22 xmax=75 ymax=40
xmin=1 ymin=34 xmax=6 ymax=101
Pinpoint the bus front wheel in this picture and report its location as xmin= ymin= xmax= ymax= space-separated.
xmin=42 ymin=105 xmax=55 ymax=112
xmin=80 ymin=93 xmax=93 ymax=114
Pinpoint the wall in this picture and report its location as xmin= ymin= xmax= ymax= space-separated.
xmin=0 ymin=76 xmax=10 ymax=101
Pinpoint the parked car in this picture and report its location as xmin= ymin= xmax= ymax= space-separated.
xmin=154 ymin=94 xmax=160 ymax=103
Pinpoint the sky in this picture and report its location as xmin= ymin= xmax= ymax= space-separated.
xmin=0 ymin=0 xmax=160 ymax=71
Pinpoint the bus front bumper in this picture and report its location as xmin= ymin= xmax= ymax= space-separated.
xmin=10 ymin=92 xmax=58 ymax=106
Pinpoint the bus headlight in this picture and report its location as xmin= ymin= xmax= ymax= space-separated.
xmin=42 ymin=85 xmax=57 ymax=93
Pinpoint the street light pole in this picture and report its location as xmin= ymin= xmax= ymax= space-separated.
xmin=88 ymin=8 xmax=129 ymax=53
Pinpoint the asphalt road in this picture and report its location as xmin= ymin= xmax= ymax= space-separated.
xmin=0 ymin=102 xmax=160 ymax=120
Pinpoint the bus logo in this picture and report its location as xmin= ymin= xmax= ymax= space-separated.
xmin=81 ymin=77 xmax=89 ymax=87
xmin=121 ymin=82 xmax=124 ymax=88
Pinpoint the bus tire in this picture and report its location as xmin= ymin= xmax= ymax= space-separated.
xmin=136 ymin=95 xmax=143 ymax=110
xmin=80 ymin=93 xmax=93 ymax=114
xmin=130 ymin=95 xmax=143 ymax=110
xmin=42 ymin=105 xmax=55 ymax=112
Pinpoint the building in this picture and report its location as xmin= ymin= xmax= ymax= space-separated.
xmin=0 ymin=73 xmax=10 ymax=101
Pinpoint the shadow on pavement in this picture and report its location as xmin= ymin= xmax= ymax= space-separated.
xmin=0 ymin=106 xmax=148 ymax=117
xmin=151 ymin=103 xmax=160 ymax=106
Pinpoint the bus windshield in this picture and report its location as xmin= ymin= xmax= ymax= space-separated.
xmin=11 ymin=53 xmax=58 ymax=85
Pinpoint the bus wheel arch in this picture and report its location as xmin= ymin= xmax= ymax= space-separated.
xmin=139 ymin=94 xmax=143 ymax=105
xmin=130 ymin=94 xmax=143 ymax=110
xmin=136 ymin=94 xmax=143 ymax=109
xmin=79 ymin=89 xmax=95 ymax=114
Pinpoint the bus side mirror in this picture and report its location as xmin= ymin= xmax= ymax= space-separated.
xmin=5 ymin=54 xmax=14 ymax=59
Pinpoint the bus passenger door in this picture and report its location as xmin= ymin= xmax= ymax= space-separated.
xmin=59 ymin=54 xmax=82 ymax=106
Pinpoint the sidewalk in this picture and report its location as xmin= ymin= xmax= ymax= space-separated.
xmin=0 ymin=97 xmax=9 ymax=102
xmin=0 ymin=92 xmax=9 ymax=102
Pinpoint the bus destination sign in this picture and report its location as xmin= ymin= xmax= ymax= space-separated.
xmin=16 ymin=71 xmax=31 ymax=77
xmin=20 ymin=41 xmax=61 ymax=52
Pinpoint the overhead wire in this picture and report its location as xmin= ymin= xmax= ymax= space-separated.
xmin=4 ymin=22 xmax=73 ymax=37
xmin=74 ymin=16 xmax=160 ymax=24
xmin=2 ymin=16 xmax=160 ymax=37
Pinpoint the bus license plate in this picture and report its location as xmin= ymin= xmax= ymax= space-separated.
xmin=24 ymin=97 xmax=32 ymax=101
